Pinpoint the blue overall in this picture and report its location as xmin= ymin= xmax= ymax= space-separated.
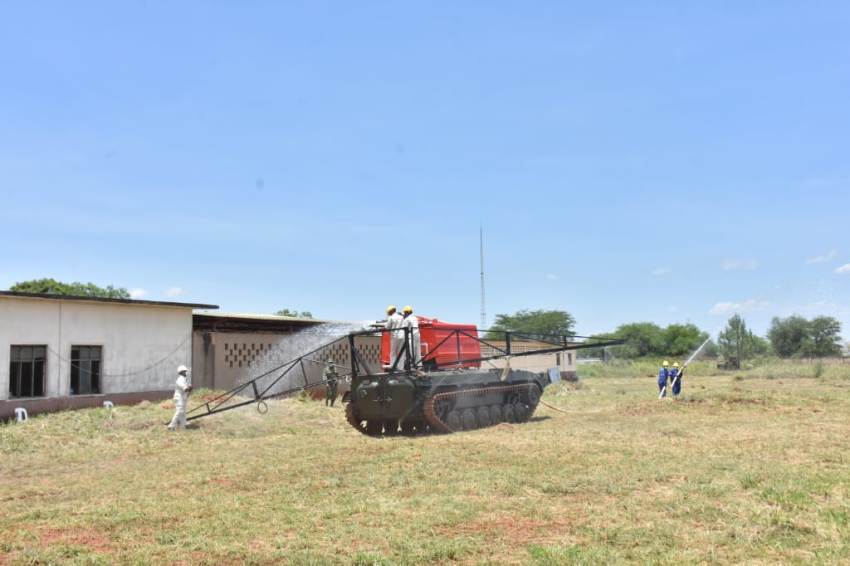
xmin=669 ymin=368 xmax=681 ymax=396
xmin=657 ymin=367 xmax=669 ymax=396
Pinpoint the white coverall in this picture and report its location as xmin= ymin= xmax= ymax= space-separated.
xmin=168 ymin=373 xmax=191 ymax=429
xmin=385 ymin=312 xmax=405 ymax=368
xmin=402 ymin=314 xmax=421 ymax=368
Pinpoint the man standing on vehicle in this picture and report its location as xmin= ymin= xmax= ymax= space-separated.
xmin=384 ymin=305 xmax=404 ymax=369
xmin=402 ymin=306 xmax=421 ymax=369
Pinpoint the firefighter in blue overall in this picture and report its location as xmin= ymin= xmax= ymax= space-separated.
xmin=669 ymin=362 xmax=681 ymax=397
xmin=657 ymin=360 xmax=670 ymax=397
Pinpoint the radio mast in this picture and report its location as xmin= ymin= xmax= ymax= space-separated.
xmin=480 ymin=225 xmax=486 ymax=331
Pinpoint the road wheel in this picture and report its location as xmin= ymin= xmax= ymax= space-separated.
xmin=384 ymin=419 xmax=399 ymax=435
xmin=400 ymin=420 xmax=416 ymax=435
xmin=513 ymin=400 xmax=529 ymax=422
xmin=365 ymin=420 xmax=382 ymax=436
xmin=346 ymin=403 xmax=369 ymax=435
xmin=476 ymin=406 xmax=491 ymax=427
xmin=446 ymin=411 xmax=462 ymax=432
xmin=528 ymin=386 xmax=541 ymax=408
xmin=489 ymin=405 xmax=502 ymax=424
xmin=462 ymin=408 xmax=477 ymax=430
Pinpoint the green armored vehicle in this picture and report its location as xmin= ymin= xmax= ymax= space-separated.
xmin=345 ymin=366 xmax=550 ymax=435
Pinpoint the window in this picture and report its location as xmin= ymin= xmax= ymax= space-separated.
xmin=71 ymin=346 xmax=102 ymax=395
xmin=9 ymin=346 xmax=47 ymax=398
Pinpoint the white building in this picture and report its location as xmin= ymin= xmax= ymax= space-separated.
xmin=0 ymin=291 xmax=217 ymax=419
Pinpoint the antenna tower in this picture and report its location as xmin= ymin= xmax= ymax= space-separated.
xmin=480 ymin=225 xmax=486 ymax=330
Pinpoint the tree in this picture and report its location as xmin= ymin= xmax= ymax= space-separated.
xmin=274 ymin=308 xmax=314 ymax=319
xmin=767 ymin=316 xmax=810 ymax=357
xmin=717 ymin=314 xmax=767 ymax=361
xmin=485 ymin=309 xmax=576 ymax=340
xmin=611 ymin=322 xmax=666 ymax=358
xmin=663 ymin=323 xmax=710 ymax=357
xmin=10 ymin=278 xmax=130 ymax=299
xmin=767 ymin=315 xmax=842 ymax=358
xmin=806 ymin=316 xmax=842 ymax=358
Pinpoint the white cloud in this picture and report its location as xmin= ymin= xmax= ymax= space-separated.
xmin=835 ymin=264 xmax=850 ymax=274
xmin=722 ymin=259 xmax=759 ymax=271
xmin=806 ymin=250 xmax=837 ymax=265
xmin=129 ymin=288 xmax=148 ymax=299
xmin=651 ymin=267 xmax=671 ymax=276
xmin=164 ymin=287 xmax=185 ymax=297
xmin=709 ymin=299 xmax=770 ymax=316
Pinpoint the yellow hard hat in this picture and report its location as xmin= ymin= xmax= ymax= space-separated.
xmin=386 ymin=305 xmax=396 ymax=314
xmin=403 ymin=305 xmax=413 ymax=314
xmin=673 ymin=362 xmax=680 ymax=368
xmin=663 ymin=360 xmax=669 ymax=367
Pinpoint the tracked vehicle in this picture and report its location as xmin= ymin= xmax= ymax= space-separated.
xmin=345 ymin=365 xmax=549 ymax=434
xmin=187 ymin=317 xmax=620 ymax=435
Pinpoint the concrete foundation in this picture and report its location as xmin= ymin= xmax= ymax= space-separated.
xmin=0 ymin=389 xmax=173 ymax=421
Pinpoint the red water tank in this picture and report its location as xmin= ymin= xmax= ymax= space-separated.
xmin=380 ymin=316 xmax=482 ymax=370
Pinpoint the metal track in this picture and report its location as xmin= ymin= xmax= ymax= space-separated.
xmin=346 ymin=402 xmax=367 ymax=434
xmin=423 ymin=383 xmax=539 ymax=433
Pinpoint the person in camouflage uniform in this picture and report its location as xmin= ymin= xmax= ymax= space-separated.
xmin=324 ymin=360 xmax=339 ymax=407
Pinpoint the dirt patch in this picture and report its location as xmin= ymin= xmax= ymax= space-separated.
xmin=439 ymin=514 xmax=573 ymax=545
xmin=39 ymin=527 xmax=113 ymax=552
xmin=719 ymin=397 xmax=768 ymax=406
xmin=620 ymin=404 xmax=658 ymax=416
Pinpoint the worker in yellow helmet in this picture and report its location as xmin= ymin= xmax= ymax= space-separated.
xmin=384 ymin=305 xmax=404 ymax=369
xmin=657 ymin=360 xmax=670 ymax=398
xmin=401 ymin=306 xmax=421 ymax=368
xmin=669 ymin=362 xmax=682 ymax=397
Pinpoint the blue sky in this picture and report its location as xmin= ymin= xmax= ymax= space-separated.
xmin=1 ymin=2 xmax=849 ymax=337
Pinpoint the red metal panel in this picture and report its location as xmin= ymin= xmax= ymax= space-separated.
xmin=380 ymin=316 xmax=481 ymax=369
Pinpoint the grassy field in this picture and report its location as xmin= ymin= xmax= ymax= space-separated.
xmin=2 ymin=363 xmax=850 ymax=565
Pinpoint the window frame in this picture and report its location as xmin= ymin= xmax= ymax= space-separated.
xmin=9 ymin=345 xmax=48 ymax=399
xmin=70 ymin=345 xmax=103 ymax=396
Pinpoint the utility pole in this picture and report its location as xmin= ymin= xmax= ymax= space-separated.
xmin=480 ymin=225 xmax=486 ymax=331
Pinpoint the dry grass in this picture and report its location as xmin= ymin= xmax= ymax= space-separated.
xmin=2 ymin=365 xmax=850 ymax=564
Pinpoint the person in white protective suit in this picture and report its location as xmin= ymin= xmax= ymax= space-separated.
xmin=401 ymin=306 xmax=421 ymax=368
xmin=384 ymin=305 xmax=405 ymax=369
xmin=167 ymin=365 xmax=193 ymax=430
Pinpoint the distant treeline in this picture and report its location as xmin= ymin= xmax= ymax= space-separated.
xmin=585 ymin=315 xmax=845 ymax=361
xmin=584 ymin=322 xmax=712 ymax=360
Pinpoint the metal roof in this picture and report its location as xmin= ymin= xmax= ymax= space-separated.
xmin=0 ymin=290 xmax=218 ymax=310
xmin=192 ymin=311 xmax=325 ymax=333
xmin=193 ymin=311 xmax=326 ymax=323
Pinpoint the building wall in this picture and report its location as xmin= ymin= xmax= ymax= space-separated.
xmin=192 ymin=330 xmax=381 ymax=393
xmin=481 ymin=341 xmax=579 ymax=376
xmin=484 ymin=352 xmax=577 ymax=377
xmin=0 ymin=296 xmax=192 ymax=403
